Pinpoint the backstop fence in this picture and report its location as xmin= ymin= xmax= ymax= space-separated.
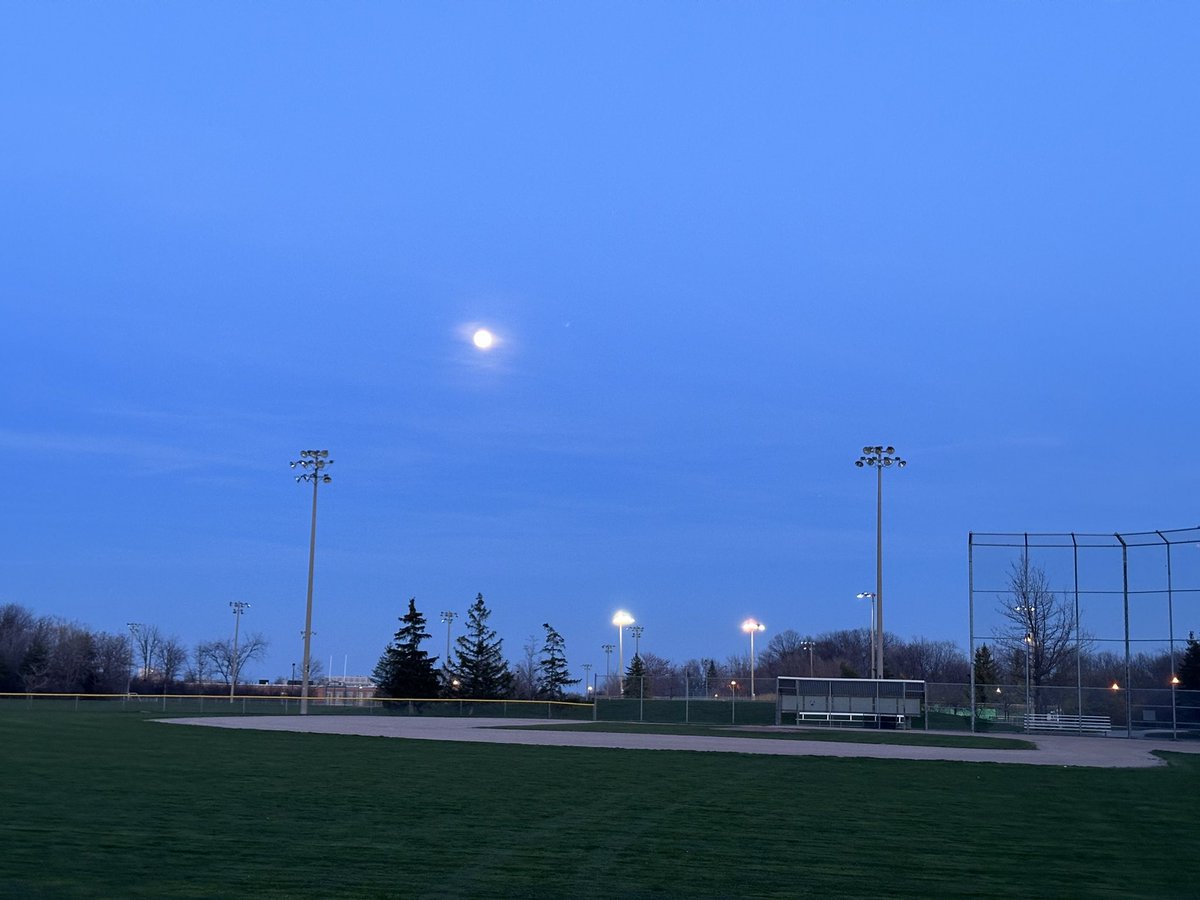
xmin=968 ymin=526 xmax=1200 ymax=737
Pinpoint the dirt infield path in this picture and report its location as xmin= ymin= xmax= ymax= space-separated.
xmin=160 ymin=716 xmax=1200 ymax=768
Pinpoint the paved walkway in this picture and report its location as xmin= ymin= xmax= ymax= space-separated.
xmin=160 ymin=716 xmax=1200 ymax=768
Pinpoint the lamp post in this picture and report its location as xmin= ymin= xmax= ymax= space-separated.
xmin=630 ymin=625 xmax=644 ymax=660
xmin=742 ymin=619 xmax=765 ymax=699
xmin=1024 ymin=633 xmax=1033 ymax=714
xmin=601 ymin=644 xmax=614 ymax=695
xmin=856 ymin=592 xmax=877 ymax=678
xmin=612 ymin=611 xmax=634 ymax=693
xmin=855 ymin=445 xmax=905 ymax=680
xmin=800 ymin=640 xmax=815 ymax=678
xmin=582 ymin=663 xmax=592 ymax=698
xmin=1171 ymin=675 xmax=1180 ymax=740
xmin=126 ymin=622 xmax=143 ymax=695
xmin=440 ymin=610 xmax=458 ymax=674
xmin=229 ymin=601 xmax=249 ymax=702
xmin=291 ymin=449 xmax=333 ymax=716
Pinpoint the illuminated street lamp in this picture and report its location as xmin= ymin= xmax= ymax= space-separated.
xmin=229 ymin=601 xmax=249 ymax=702
xmin=613 ymin=611 xmax=634 ymax=693
xmin=799 ymin=640 xmax=815 ymax=678
xmin=856 ymin=592 xmax=877 ymax=678
xmin=1171 ymin=675 xmax=1181 ymax=740
xmin=291 ymin=449 xmax=333 ymax=716
xmin=855 ymin=445 xmax=906 ymax=680
xmin=742 ymin=619 xmax=765 ymax=699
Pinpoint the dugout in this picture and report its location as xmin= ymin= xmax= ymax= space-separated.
xmin=776 ymin=676 xmax=925 ymax=728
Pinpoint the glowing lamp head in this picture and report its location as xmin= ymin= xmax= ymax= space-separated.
xmin=612 ymin=610 xmax=634 ymax=627
xmin=742 ymin=619 xmax=765 ymax=633
xmin=472 ymin=328 xmax=495 ymax=349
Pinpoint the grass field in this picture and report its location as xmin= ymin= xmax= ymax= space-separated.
xmin=2 ymin=708 xmax=1199 ymax=898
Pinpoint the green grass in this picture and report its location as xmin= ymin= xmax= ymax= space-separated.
xmin=2 ymin=708 xmax=1199 ymax=898
xmin=505 ymin=721 xmax=1036 ymax=750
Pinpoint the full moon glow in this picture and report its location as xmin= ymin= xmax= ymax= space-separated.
xmin=472 ymin=328 xmax=495 ymax=349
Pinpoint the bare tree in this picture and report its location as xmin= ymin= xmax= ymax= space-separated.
xmin=130 ymin=624 xmax=162 ymax=683
xmin=512 ymin=635 xmax=538 ymax=700
xmin=994 ymin=556 xmax=1085 ymax=710
xmin=158 ymin=637 xmax=189 ymax=689
xmin=199 ymin=633 xmax=269 ymax=686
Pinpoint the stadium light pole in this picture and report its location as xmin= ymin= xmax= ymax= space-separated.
xmin=630 ymin=625 xmax=644 ymax=660
xmin=440 ymin=610 xmax=458 ymax=673
xmin=291 ymin=449 xmax=333 ymax=716
xmin=582 ymin=663 xmax=593 ymax=697
xmin=613 ymin=611 xmax=634 ymax=693
xmin=856 ymin=592 xmax=877 ymax=678
xmin=229 ymin=601 xmax=249 ymax=702
xmin=742 ymin=619 xmax=765 ymax=699
xmin=601 ymin=644 xmax=614 ymax=695
xmin=126 ymin=622 xmax=143 ymax=695
xmin=855 ymin=445 xmax=905 ymax=679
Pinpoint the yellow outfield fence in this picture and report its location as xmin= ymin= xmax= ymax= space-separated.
xmin=0 ymin=692 xmax=596 ymax=720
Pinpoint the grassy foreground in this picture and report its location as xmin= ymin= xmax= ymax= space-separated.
xmin=1 ymin=709 xmax=1199 ymax=898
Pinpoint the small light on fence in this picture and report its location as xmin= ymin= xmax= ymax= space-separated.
xmin=1111 ymin=682 xmax=1120 ymax=691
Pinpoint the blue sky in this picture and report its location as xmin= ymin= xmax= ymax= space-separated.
xmin=3 ymin=3 xmax=1198 ymax=683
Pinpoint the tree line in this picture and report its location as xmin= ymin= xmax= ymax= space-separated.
xmin=373 ymin=593 xmax=579 ymax=701
xmin=0 ymin=603 xmax=269 ymax=694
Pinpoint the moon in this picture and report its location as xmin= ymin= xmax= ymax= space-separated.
xmin=472 ymin=328 xmax=495 ymax=350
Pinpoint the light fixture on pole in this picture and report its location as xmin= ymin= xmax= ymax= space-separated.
xmin=612 ymin=611 xmax=634 ymax=693
xmin=855 ymin=445 xmax=905 ymax=679
xmin=291 ymin=449 xmax=333 ymax=716
xmin=229 ymin=601 xmax=249 ymax=702
xmin=742 ymin=619 xmax=765 ymax=699
xmin=601 ymin=644 xmax=614 ymax=695
xmin=582 ymin=663 xmax=593 ymax=697
xmin=855 ymin=592 xmax=877 ymax=678
xmin=440 ymin=610 xmax=458 ymax=674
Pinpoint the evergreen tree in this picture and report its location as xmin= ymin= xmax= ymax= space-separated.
xmin=536 ymin=623 xmax=579 ymax=700
xmin=372 ymin=598 xmax=439 ymax=699
xmin=450 ymin=593 xmax=513 ymax=699
xmin=623 ymin=654 xmax=649 ymax=698
xmin=973 ymin=643 xmax=999 ymax=702
xmin=1179 ymin=631 xmax=1200 ymax=691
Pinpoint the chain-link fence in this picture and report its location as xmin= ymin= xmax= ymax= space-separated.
xmin=927 ymin=681 xmax=1200 ymax=737
xmin=0 ymin=692 xmax=594 ymax=720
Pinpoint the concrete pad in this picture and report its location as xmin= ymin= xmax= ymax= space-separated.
xmin=158 ymin=715 xmax=1200 ymax=768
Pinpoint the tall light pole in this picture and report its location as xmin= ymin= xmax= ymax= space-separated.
xmin=742 ymin=619 xmax=765 ymax=699
xmin=229 ymin=601 xmax=249 ymax=702
xmin=601 ymin=644 xmax=614 ymax=695
xmin=126 ymin=622 xmax=143 ymax=695
xmin=291 ymin=449 xmax=333 ymax=715
xmin=440 ymin=610 xmax=458 ymax=674
xmin=612 ymin=611 xmax=634 ymax=693
xmin=800 ymin=639 xmax=815 ymax=678
xmin=855 ymin=445 xmax=905 ymax=679
xmin=582 ymin=663 xmax=593 ymax=697
xmin=630 ymin=625 xmax=644 ymax=660
xmin=856 ymin=592 xmax=877 ymax=678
